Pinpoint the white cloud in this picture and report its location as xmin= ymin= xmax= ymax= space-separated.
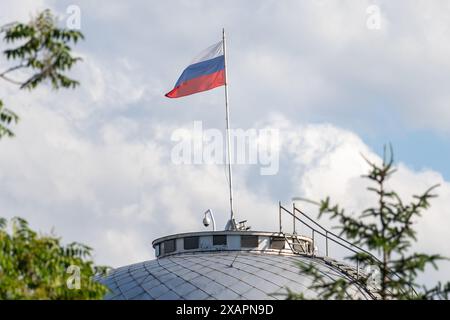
xmin=0 ymin=0 xmax=49 ymax=23
xmin=1 ymin=105 xmax=449 ymax=287
xmin=276 ymin=117 xmax=450 ymax=285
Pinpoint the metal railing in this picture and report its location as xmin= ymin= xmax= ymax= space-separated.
xmin=278 ymin=202 xmax=417 ymax=297
xmin=280 ymin=202 xmax=377 ymax=261
xmin=279 ymin=202 xmax=365 ymax=273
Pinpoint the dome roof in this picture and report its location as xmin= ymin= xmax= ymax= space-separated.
xmin=99 ymin=230 xmax=374 ymax=300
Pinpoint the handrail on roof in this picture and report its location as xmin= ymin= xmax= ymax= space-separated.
xmin=278 ymin=201 xmax=417 ymax=297
xmin=294 ymin=205 xmax=381 ymax=263
xmin=279 ymin=202 xmax=377 ymax=262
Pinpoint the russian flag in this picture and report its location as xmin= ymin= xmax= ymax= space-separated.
xmin=165 ymin=41 xmax=225 ymax=98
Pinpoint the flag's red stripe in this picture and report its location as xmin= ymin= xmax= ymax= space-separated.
xmin=165 ymin=70 xmax=225 ymax=98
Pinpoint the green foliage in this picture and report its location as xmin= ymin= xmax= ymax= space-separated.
xmin=0 ymin=100 xmax=18 ymax=137
xmin=290 ymin=145 xmax=450 ymax=300
xmin=0 ymin=216 xmax=109 ymax=300
xmin=0 ymin=10 xmax=106 ymax=300
xmin=0 ymin=9 xmax=84 ymax=138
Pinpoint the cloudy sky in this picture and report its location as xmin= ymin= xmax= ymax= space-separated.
xmin=1 ymin=0 xmax=449 ymax=285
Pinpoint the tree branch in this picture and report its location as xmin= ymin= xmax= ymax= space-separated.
xmin=0 ymin=64 xmax=27 ymax=86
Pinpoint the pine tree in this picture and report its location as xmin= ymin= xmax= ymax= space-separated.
xmin=289 ymin=146 xmax=450 ymax=300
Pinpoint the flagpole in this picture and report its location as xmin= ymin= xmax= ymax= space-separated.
xmin=222 ymin=28 xmax=235 ymax=230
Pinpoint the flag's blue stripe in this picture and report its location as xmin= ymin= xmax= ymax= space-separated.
xmin=174 ymin=55 xmax=225 ymax=88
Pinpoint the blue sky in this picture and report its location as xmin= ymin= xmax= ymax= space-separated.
xmin=365 ymin=130 xmax=450 ymax=180
xmin=1 ymin=0 xmax=450 ymax=285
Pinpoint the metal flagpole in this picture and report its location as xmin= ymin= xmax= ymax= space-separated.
xmin=222 ymin=28 xmax=235 ymax=230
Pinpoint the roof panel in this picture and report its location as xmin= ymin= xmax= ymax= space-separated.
xmin=101 ymin=251 xmax=370 ymax=300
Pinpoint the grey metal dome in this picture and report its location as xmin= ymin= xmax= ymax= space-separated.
xmin=99 ymin=250 xmax=372 ymax=300
xmin=99 ymin=204 xmax=378 ymax=300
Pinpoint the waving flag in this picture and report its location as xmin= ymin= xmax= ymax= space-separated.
xmin=165 ymin=41 xmax=225 ymax=98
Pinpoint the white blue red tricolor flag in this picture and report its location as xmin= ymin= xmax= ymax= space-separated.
xmin=165 ymin=41 xmax=225 ymax=98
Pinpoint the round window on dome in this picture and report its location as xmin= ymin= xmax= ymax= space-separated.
xmin=270 ymin=236 xmax=285 ymax=250
xmin=213 ymin=235 xmax=227 ymax=246
xmin=163 ymin=239 xmax=176 ymax=254
xmin=184 ymin=236 xmax=199 ymax=250
xmin=241 ymin=235 xmax=259 ymax=248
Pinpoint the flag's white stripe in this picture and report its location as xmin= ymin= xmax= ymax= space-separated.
xmin=190 ymin=41 xmax=223 ymax=65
